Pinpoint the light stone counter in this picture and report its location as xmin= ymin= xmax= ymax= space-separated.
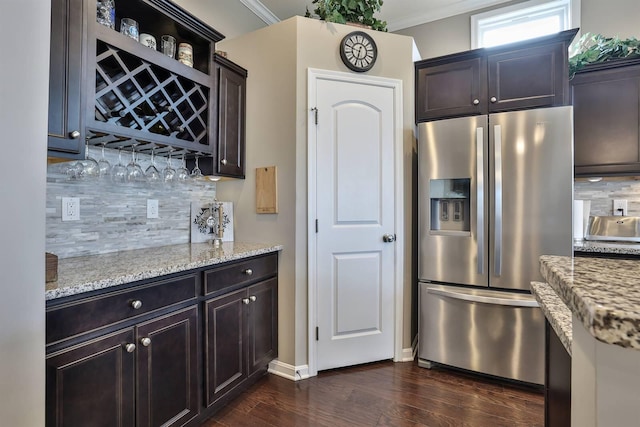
xmin=539 ymin=255 xmax=640 ymax=350
xmin=46 ymin=242 xmax=283 ymax=301
xmin=574 ymin=240 xmax=640 ymax=256
xmin=530 ymin=281 xmax=572 ymax=356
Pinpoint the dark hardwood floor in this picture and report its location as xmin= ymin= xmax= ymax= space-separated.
xmin=202 ymin=360 xmax=544 ymax=427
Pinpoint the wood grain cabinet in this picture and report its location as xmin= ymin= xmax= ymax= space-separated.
xmin=415 ymin=29 xmax=577 ymax=122
xmin=46 ymin=253 xmax=279 ymax=426
xmin=571 ymin=59 xmax=640 ymax=176
xmin=193 ymin=55 xmax=248 ymax=179
xmin=46 ymin=274 xmax=200 ymax=427
xmin=47 ymin=0 xmax=85 ymax=157
xmin=204 ymin=256 xmax=278 ymax=407
xmin=544 ymin=320 xmax=571 ymax=427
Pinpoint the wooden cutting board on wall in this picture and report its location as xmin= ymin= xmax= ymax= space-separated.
xmin=256 ymin=166 xmax=278 ymax=214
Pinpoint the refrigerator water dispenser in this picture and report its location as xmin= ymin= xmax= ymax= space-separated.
xmin=430 ymin=178 xmax=470 ymax=233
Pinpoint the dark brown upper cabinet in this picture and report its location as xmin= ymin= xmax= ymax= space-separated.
xmin=415 ymin=28 xmax=578 ymax=123
xmin=48 ymin=0 xmax=225 ymax=159
xmin=571 ymin=59 xmax=640 ymax=177
xmin=48 ymin=0 xmax=85 ymax=157
xmin=191 ymin=55 xmax=247 ymax=179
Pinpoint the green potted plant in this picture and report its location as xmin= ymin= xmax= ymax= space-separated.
xmin=305 ymin=0 xmax=388 ymax=32
xmin=569 ymin=32 xmax=640 ymax=78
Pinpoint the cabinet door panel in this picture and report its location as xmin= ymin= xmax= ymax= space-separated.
xmin=216 ymin=66 xmax=246 ymax=177
xmin=46 ymin=329 xmax=135 ymax=427
xmin=572 ymin=67 xmax=640 ymax=175
xmin=488 ymin=42 xmax=567 ymax=112
xmin=48 ymin=0 xmax=84 ymax=155
xmin=248 ymin=278 xmax=278 ymax=374
xmin=205 ymin=289 xmax=247 ymax=406
xmin=416 ymin=56 xmax=486 ymax=121
xmin=136 ymin=306 xmax=199 ymax=427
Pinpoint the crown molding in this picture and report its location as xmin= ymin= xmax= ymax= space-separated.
xmin=239 ymin=0 xmax=280 ymax=25
xmin=387 ymin=0 xmax=511 ymax=32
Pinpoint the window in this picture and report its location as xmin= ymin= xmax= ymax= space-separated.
xmin=471 ymin=0 xmax=580 ymax=49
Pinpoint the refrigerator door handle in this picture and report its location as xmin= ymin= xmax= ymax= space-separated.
xmin=494 ymin=124 xmax=503 ymax=277
xmin=476 ymin=127 xmax=484 ymax=275
xmin=426 ymin=287 xmax=539 ymax=308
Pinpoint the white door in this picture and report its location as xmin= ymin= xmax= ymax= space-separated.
xmin=310 ymin=71 xmax=399 ymax=371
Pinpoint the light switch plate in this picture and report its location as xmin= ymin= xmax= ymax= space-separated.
xmin=147 ymin=199 xmax=159 ymax=219
xmin=62 ymin=197 xmax=80 ymax=221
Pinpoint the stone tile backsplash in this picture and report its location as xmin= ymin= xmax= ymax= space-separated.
xmin=575 ymin=178 xmax=640 ymax=217
xmin=46 ymin=148 xmax=217 ymax=259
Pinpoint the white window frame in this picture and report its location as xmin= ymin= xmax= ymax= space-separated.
xmin=471 ymin=0 xmax=581 ymax=49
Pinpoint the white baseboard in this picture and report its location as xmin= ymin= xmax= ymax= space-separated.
xmin=268 ymin=359 xmax=311 ymax=381
xmin=397 ymin=334 xmax=418 ymax=362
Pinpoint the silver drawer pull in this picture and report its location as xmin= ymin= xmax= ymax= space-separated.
xmin=242 ymin=298 xmax=250 ymax=305
xmin=249 ymin=295 xmax=257 ymax=302
xmin=140 ymin=337 xmax=151 ymax=347
xmin=124 ymin=343 xmax=136 ymax=353
xmin=131 ymin=300 xmax=143 ymax=309
xmin=244 ymin=269 xmax=253 ymax=276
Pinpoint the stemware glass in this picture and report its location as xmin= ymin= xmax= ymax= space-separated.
xmin=65 ymin=161 xmax=84 ymax=180
xmin=190 ymin=155 xmax=203 ymax=180
xmin=176 ymin=154 xmax=190 ymax=182
xmin=162 ymin=151 xmax=176 ymax=184
xmin=97 ymin=143 xmax=111 ymax=178
xmin=79 ymin=140 xmax=99 ymax=179
xmin=126 ymin=145 xmax=145 ymax=183
xmin=145 ymin=149 xmax=161 ymax=184
xmin=111 ymin=149 xmax=127 ymax=183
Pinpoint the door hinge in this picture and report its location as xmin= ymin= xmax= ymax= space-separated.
xmin=315 ymin=219 xmax=318 ymax=233
xmin=316 ymin=326 xmax=319 ymax=341
xmin=311 ymin=107 xmax=318 ymax=125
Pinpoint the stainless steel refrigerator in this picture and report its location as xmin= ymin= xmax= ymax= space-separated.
xmin=417 ymin=106 xmax=573 ymax=385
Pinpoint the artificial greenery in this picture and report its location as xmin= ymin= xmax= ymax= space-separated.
xmin=569 ymin=33 xmax=640 ymax=78
xmin=305 ymin=0 xmax=388 ymax=32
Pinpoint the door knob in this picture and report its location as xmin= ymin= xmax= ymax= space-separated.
xmin=490 ymin=96 xmax=497 ymax=103
xmin=472 ymin=99 xmax=480 ymax=105
xmin=123 ymin=343 xmax=136 ymax=353
xmin=140 ymin=337 xmax=151 ymax=347
xmin=382 ymin=234 xmax=396 ymax=243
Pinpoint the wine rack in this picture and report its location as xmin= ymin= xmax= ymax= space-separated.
xmin=81 ymin=0 xmax=224 ymax=158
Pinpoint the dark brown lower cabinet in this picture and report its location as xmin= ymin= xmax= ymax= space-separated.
xmin=46 ymin=307 xmax=199 ymax=427
xmin=545 ymin=320 xmax=571 ymax=427
xmin=136 ymin=307 xmax=199 ymax=427
xmin=205 ymin=277 xmax=278 ymax=407
xmin=46 ymin=329 xmax=136 ymax=427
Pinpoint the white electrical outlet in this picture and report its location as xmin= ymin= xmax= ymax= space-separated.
xmin=613 ymin=199 xmax=628 ymax=216
xmin=147 ymin=199 xmax=159 ymax=219
xmin=62 ymin=197 xmax=80 ymax=221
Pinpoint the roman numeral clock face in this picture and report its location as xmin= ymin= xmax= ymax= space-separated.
xmin=340 ymin=31 xmax=378 ymax=72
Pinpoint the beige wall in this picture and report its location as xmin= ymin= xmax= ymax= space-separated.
xmin=217 ymin=16 xmax=416 ymax=369
xmin=396 ymin=0 xmax=640 ymax=60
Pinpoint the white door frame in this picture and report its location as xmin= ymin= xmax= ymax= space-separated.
xmin=307 ymin=68 xmax=404 ymax=377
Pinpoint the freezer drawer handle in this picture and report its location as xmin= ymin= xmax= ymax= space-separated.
xmin=426 ymin=288 xmax=539 ymax=308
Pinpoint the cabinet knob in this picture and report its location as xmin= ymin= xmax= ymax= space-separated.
xmin=249 ymin=295 xmax=257 ymax=302
xmin=490 ymin=97 xmax=497 ymax=103
xmin=69 ymin=130 xmax=80 ymax=139
xmin=140 ymin=337 xmax=151 ymax=347
xmin=124 ymin=343 xmax=136 ymax=353
xmin=473 ymin=99 xmax=480 ymax=105
xmin=242 ymin=298 xmax=250 ymax=305
xmin=221 ymin=159 xmax=228 ymax=165
xmin=244 ymin=268 xmax=253 ymax=276
xmin=131 ymin=300 xmax=143 ymax=309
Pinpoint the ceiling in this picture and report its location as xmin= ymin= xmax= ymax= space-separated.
xmin=248 ymin=0 xmax=513 ymax=32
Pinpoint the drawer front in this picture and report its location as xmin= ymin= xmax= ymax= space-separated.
xmin=204 ymin=253 xmax=277 ymax=295
xmin=47 ymin=274 xmax=198 ymax=345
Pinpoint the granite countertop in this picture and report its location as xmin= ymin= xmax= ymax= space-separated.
xmin=540 ymin=255 xmax=640 ymax=350
xmin=46 ymin=242 xmax=283 ymax=301
xmin=530 ymin=281 xmax=572 ymax=355
xmin=574 ymin=240 xmax=640 ymax=256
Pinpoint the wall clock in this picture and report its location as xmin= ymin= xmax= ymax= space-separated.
xmin=339 ymin=31 xmax=378 ymax=73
